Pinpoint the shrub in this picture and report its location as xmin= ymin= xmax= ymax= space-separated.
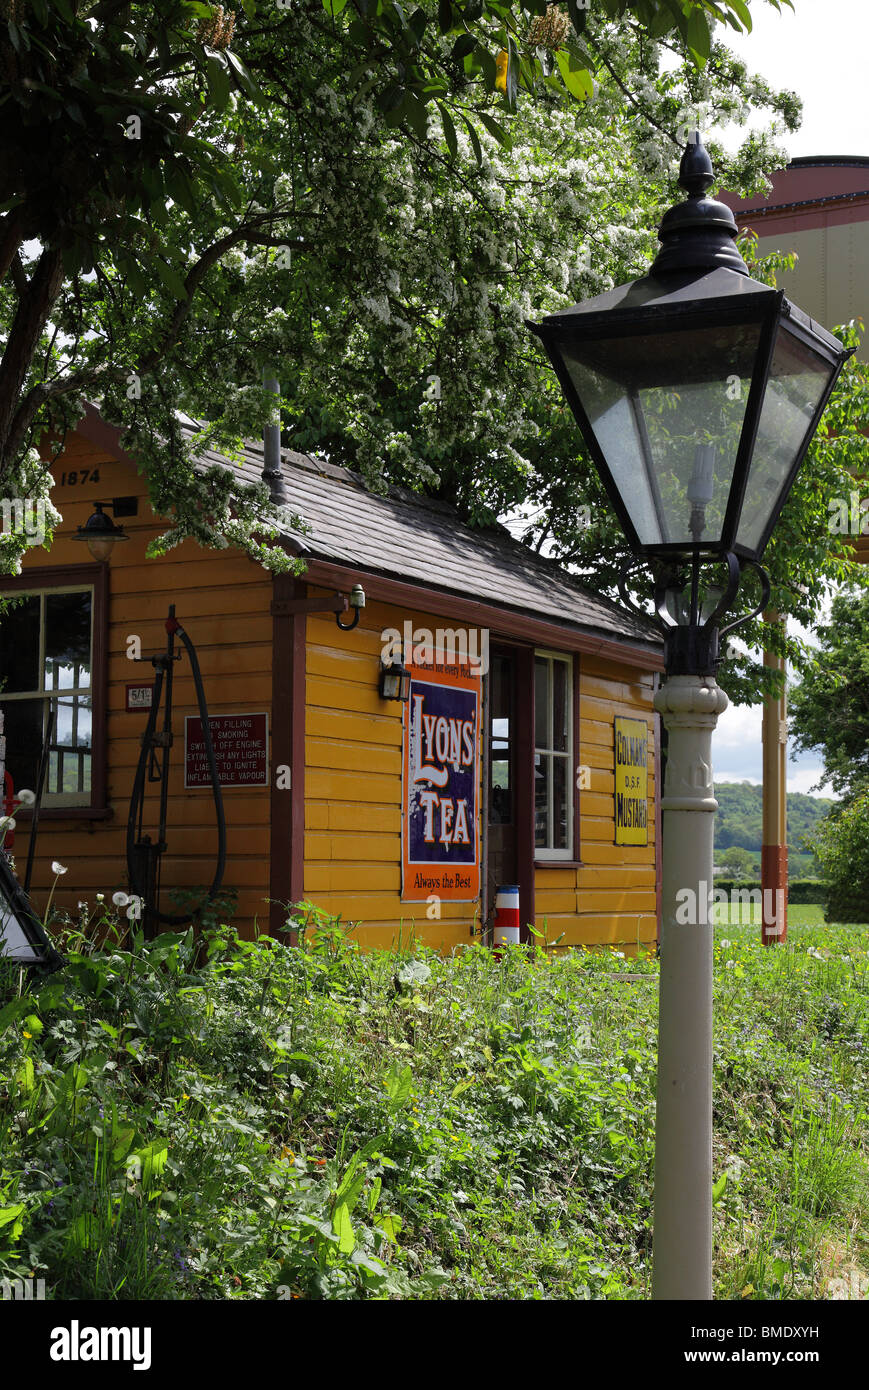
xmin=809 ymin=795 xmax=869 ymax=924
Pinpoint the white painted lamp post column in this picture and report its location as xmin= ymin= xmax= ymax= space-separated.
xmin=652 ymin=674 xmax=728 ymax=1300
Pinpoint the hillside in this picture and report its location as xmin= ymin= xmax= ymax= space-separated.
xmin=714 ymin=781 xmax=834 ymax=872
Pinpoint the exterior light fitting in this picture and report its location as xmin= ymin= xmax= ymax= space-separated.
xmin=527 ymin=134 xmax=852 ymax=676
xmin=72 ymin=501 xmax=131 ymax=561
xmin=379 ymin=655 xmax=411 ymax=702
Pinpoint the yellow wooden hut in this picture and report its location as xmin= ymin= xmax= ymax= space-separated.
xmin=0 ymin=407 xmax=664 ymax=954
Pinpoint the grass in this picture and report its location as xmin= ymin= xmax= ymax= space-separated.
xmin=0 ymin=906 xmax=867 ymax=1300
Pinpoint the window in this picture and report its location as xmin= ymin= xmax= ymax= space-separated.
xmin=534 ymin=651 xmax=573 ymax=859
xmin=0 ymin=568 xmax=106 ymax=810
xmin=489 ymin=653 xmax=513 ymax=825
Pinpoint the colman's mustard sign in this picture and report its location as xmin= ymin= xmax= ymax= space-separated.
xmin=614 ymin=716 xmax=648 ymax=846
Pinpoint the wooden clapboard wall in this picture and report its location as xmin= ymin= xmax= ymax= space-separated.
xmin=7 ymin=432 xmax=274 ymax=937
xmin=304 ymin=589 xmax=481 ymax=952
xmin=5 ymin=429 xmax=660 ymax=953
xmin=535 ymin=658 xmax=658 ymax=953
xmin=305 ymin=584 xmax=659 ymax=953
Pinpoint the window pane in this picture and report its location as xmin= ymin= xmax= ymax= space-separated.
xmin=534 ymin=658 xmax=549 ymax=749
xmin=490 ymin=759 xmax=512 ymax=823
xmin=0 ymin=595 xmax=40 ymax=693
xmin=491 ymin=655 xmax=512 ymax=721
xmin=45 ymin=591 xmax=91 ymax=691
xmin=0 ymin=697 xmax=43 ymax=789
xmin=553 ymin=660 xmax=568 ymax=752
xmin=49 ymin=696 xmax=92 ymax=795
xmin=553 ymin=756 xmax=569 ymax=850
xmin=534 ymin=753 xmax=549 ymax=847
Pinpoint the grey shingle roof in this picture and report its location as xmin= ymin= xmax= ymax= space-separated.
xmin=185 ymin=425 xmax=661 ymax=652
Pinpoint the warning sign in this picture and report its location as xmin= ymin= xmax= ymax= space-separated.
xmin=614 ymin=716 xmax=649 ymax=846
xmin=185 ymin=713 xmax=269 ymax=788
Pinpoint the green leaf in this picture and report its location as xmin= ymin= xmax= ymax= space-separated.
xmin=323 ymin=0 xmax=348 ymax=13
xmin=367 ymin=1175 xmax=382 ymax=1214
xmin=15 ymin=1057 xmax=35 ymax=1096
xmin=131 ymin=1140 xmax=168 ymax=1187
xmin=451 ymin=1077 xmax=475 ymax=1098
xmin=224 ymin=49 xmax=260 ymax=99
xmin=556 ymin=49 xmax=594 ymax=102
xmin=384 ymin=1062 xmax=413 ymax=1106
xmin=476 ymin=110 xmax=511 ymax=149
xmin=685 ymin=9 xmax=711 ymax=67
xmin=153 ymin=257 xmax=189 ymax=300
xmin=0 ymin=1204 xmax=25 ymax=1240
xmin=375 ymin=1212 xmax=402 ymax=1243
xmin=437 ymin=0 xmax=453 ymax=34
xmin=111 ymin=1127 xmax=136 ymax=1164
xmin=332 ymin=1202 xmax=355 ymax=1253
xmin=713 ymin=1172 xmax=728 ymax=1202
xmin=334 ymin=1150 xmax=361 ymax=1202
xmin=0 ymin=998 xmax=35 ymax=1033
xmin=728 ymin=0 xmax=752 ymax=30
xmin=408 ymin=6 xmax=428 ymax=42
xmin=438 ymin=103 xmax=458 ymax=159
xmin=460 ymin=114 xmax=483 ymax=167
xmin=402 ymin=93 xmax=430 ymax=139
xmin=204 ymin=54 xmax=231 ymax=111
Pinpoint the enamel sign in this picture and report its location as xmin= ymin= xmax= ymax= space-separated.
xmin=614 ymin=715 xmax=649 ymax=846
xmin=401 ymin=656 xmax=481 ymax=902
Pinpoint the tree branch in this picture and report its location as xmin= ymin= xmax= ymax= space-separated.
xmin=0 ymin=246 xmax=64 ymax=473
xmin=2 ymin=213 xmax=293 ymax=464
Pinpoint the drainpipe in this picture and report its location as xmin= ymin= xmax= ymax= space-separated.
xmin=262 ymin=370 xmax=290 ymax=506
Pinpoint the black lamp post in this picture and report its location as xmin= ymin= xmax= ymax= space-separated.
xmin=529 ymin=137 xmax=849 ymax=675
xmin=528 ymin=137 xmax=851 ymax=1301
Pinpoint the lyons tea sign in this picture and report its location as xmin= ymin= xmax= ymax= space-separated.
xmin=614 ymin=715 xmax=649 ymax=847
xmin=402 ymin=656 xmax=481 ymax=903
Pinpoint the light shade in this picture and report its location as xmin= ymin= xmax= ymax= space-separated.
xmin=72 ymin=502 xmax=129 ymax=560
xmin=379 ymin=657 xmax=411 ymax=702
xmin=528 ymin=141 xmax=851 ymax=563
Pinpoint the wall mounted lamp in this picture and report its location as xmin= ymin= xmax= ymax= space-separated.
xmin=379 ymin=654 xmax=411 ymax=702
xmin=72 ymin=499 xmax=137 ymax=561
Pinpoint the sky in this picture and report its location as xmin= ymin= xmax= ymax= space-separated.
xmin=723 ymin=0 xmax=869 ymax=160
xmin=672 ymin=0 xmax=866 ymax=797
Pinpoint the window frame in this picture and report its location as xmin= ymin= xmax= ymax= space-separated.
xmin=533 ymin=648 xmax=576 ymax=862
xmin=0 ymin=564 xmax=109 ymax=816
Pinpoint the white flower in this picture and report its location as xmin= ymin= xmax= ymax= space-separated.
xmin=51 ymin=861 xmax=67 ymax=875
xmin=15 ymin=788 xmax=35 ymax=807
xmin=0 ymin=816 xmax=15 ymax=833
xmin=77 ymin=901 xmax=87 ymax=910
xmin=112 ymin=891 xmax=129 ymax=907
xmin=613 ymin=951 xmax=625 ymax=959
xmin=95 ymin=893 xmax=105 ymax=902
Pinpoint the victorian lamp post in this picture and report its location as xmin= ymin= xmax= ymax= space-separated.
xmin=528 ymin=137 xmax=850 ymax=1300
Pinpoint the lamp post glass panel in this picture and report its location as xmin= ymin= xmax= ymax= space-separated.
xmin=528 ymin=137 xmax=850 ymax=1300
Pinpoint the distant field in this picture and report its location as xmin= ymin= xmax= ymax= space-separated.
xmin=714 ymin=902 xmax=826 ymax=928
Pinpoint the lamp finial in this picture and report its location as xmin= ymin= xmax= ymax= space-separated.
xmin=678 ymin=135 xmax=714 ymax=199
